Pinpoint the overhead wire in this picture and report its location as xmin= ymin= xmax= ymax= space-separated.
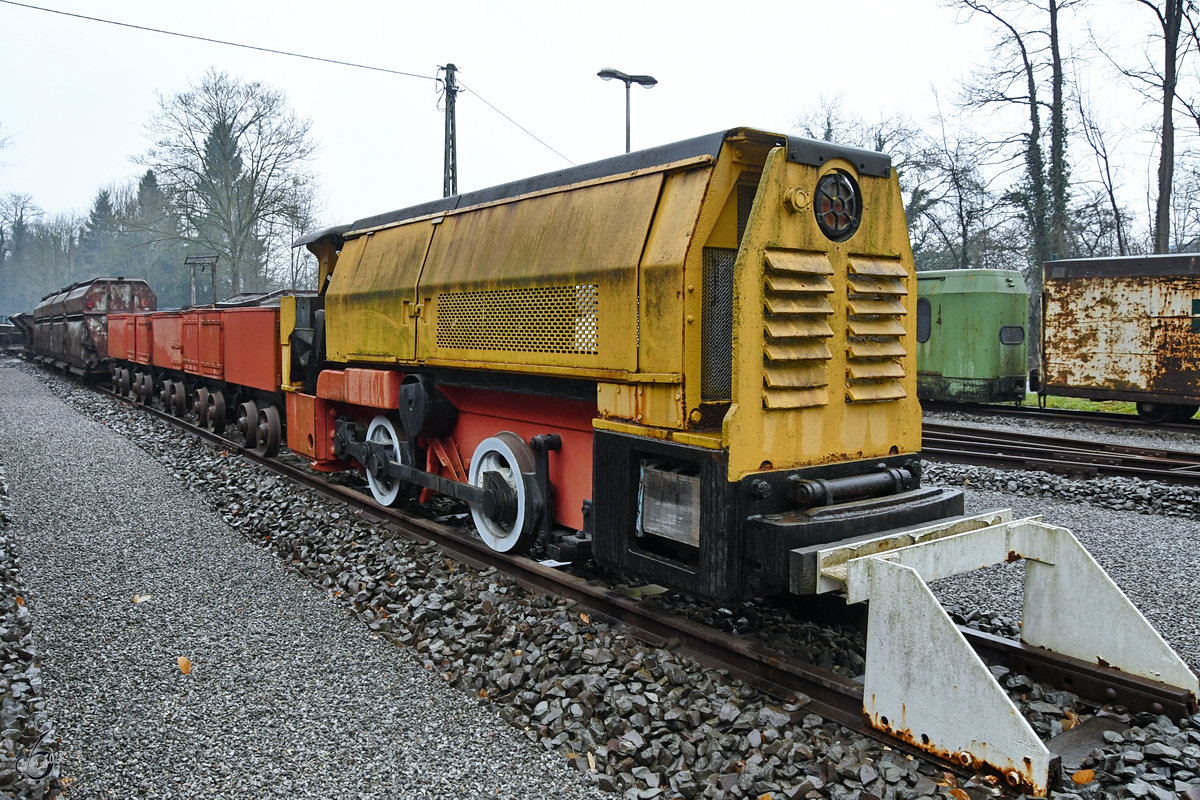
xmin=0 ymin=0 xmax=436 ymax=80
xmin=0 ymin=0 xmax=575 ymax=165
xmin=458 ymin=81 xmax=575 ymax=166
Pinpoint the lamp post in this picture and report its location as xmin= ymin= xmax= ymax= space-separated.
xmin=597 ymin=68 xmax=657 ymax=153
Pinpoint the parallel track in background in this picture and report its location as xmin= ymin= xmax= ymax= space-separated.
xmin=922 ymin=401 xmax=1200 ymax=435
xmin=94 ymin=381 xmax=1196 ymax=795
xmin=923 ymin=421 xmax=1200 ymax=484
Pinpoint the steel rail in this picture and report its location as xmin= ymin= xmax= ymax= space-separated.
xmin=99 ymin=385 xmax=1197 ymax=793
xmin=922 ymin=401 xmax=1200 ymax=435
xmin=923 ymin=422 xmax=1200 ymax=484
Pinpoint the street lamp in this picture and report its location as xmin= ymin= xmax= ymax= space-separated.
xmin=597 ymin=67 xmax=657 ymax=153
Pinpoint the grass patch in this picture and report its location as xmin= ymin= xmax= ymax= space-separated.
xmin=1021 ymin=393 xmax=1137 ymax=414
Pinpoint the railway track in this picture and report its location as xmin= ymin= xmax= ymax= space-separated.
xmin=923 ymin=421 xmax=1200 ymax=484
xmin=97 ymin=384 xmax=1197 ymax=795
xmin=922 ymin=400 xmax=1200 ymax=435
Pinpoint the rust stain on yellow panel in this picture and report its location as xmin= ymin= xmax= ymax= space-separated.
xmin=280 ymin=295 xmax=299 ymax=390
xmin=593 ymin=416 xmax=723 ymax=450
xmin=723 ymin=150 xmax=921 ymax=482
xmin=416 ymin=174 xmax=664 ymax=372
xmin=597 ymin=382 xmax=685 ymax=428
xmin=326 ymin=224 xmax=433 ymax=363
xmin=639 ymin=167 xmax=712 ymax=377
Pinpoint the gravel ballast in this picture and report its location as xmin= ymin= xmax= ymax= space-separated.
xmin=0 ymin=364 xmax=606 ymax=799
xmin=2 ymin=359 xmax=1199 ymax=799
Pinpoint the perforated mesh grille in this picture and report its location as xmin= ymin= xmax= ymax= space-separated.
xmin=702 ymin=247 xmax=737 ymax=400
xmin=737 ymin=182 xmax=756 ymax=240
xmin=436 ymin=284 xmax=600 ymax=354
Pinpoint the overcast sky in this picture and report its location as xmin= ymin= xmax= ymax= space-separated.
xmin=0 ymin=0 xmax=1160 ymax=230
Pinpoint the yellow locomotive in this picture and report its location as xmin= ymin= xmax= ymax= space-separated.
xmin=285 ymin=126 xmax=962 ymax=600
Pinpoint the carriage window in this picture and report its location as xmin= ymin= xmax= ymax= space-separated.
xmin=916 ymin=298 xmax=931 ymax=343
xmin=999 ymin=326 xmax=1024 ymax=345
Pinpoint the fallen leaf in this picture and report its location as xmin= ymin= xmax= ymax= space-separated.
xmin=479 ymin=688 xmax=489 ymax=699
xmin=14 ymin=596 xmax=24 ymax=607
xmin=579 ymin=613 xmax=591 ymax=624
xmin=514 ymin=649 xmax=522 ymax=657
xmin=587 ymin=752 xmax=595 ymax=771
xmin=949 ymin=789 xmax=970 ymax=800
xmin=132 ymin=594 xmax=152 ymax=604
xmin=177 ymin=656 xmax=192 ymax=675
xmin=1072 ymin=769 xmax=1095 ymax=785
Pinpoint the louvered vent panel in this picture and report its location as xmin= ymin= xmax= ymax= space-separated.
xmin=436 ymin=284 xmax=599 ymax=354
xmin=761 ymin=250 xmax=834 ymax=409
xmin=846 ymin=257 xmax=908 ymax=402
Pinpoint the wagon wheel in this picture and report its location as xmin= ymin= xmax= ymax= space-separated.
xmin=1136 ymin=402 xmax=1173 ymax=425
xmin=110 ymin=369 xmax=122 ymax=394
xmin=171 ymin=382 xmax=189 ymax=418
xmin=468 ymin=432 xmax=537 ymax=554
xmin=207 ymin=390 xmax=226 ymax=433
xmin=236 ymin=401 xmax=259 ymax=448
xmin=141 ymin=374 xmax=154 ymax=405
xmin=193 ymin=388 xmax=210 ymax=427
xmin=160 ymin=380 xmax=175 ymax=411
xmin=1171 ymin=405 xmax=1199 ymax=423
xmin=255 ymin=406 xmax=281 ymax=457
xmin=119 ymin=369 xmax=132 ymax=396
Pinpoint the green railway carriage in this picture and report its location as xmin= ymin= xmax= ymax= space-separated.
xmin=915 ymin=269 xmax=1028 ymax=403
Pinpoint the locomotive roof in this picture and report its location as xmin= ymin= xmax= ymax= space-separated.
xmin=36 ymin=276 xmax=152 ymax=302
xmin=1045 ymin=253 xmax=1200 ymax=279
xmin=295 ymin=127 xmax=893 ymax=248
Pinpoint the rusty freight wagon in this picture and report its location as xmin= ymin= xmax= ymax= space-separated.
xmin=29 ymin=278 xmax=157 ymax=377
xmin=1038 ymin=253 xmax=1200 ymax=422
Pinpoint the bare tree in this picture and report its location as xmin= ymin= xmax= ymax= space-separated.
xmin=1170 ymin=157 xmax=1200 ymax=250
xmin=141 ymin=69 xmax=318 ymax=297
xmin=908 ymin=112 xmax=1019 ymax=271
xmin=27 ymin=212 xmax=84 ymax=294
xmin=0 ymin=193 xmax=42 ymax=313
xmin=791 ymin=95 xmax=932 ymax=180
xmin=1107 ymin=0 xmax=1193 ymax=252
xmin=958 ymin=0 xmax=1052 ymax=270
xmin=263 ymin=178 xmax=320 ymax=290
xmin=1075 ymin=79 xmax=1131 ymax=254
xmin=1047 ymin=0 xmax=1072 ymax=259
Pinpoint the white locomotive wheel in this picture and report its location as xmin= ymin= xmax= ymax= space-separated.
xmin=364 ymin=415 xmax=407 ymax=507
xmin=468 ymin=432 xmax=536 ymax=553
